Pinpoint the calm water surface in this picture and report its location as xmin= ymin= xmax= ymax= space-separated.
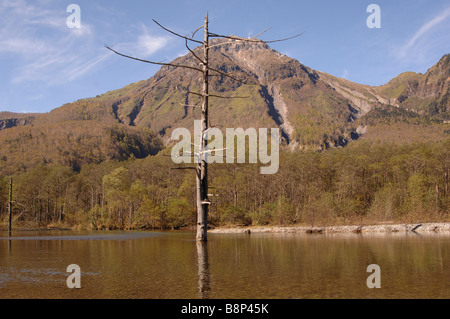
xmin=0 ymin=230 xmax=449 ymax=298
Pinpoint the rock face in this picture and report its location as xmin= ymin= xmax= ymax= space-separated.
xmin=0 ymin=115 xmax=35 ymax=131
xmin=111 ymin=38 xmax=374 ymax=148
xmin=377 ymin=54 xmax=449 ymax=116
xmin=411 ymin=54 xmax=449 ymax=100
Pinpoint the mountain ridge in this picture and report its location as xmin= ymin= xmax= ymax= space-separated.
xmin=0 ymin=42 xmax=448 ymax=174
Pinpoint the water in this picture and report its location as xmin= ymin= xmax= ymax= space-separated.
xmin=0 ymin=230 xmax=449 ymax=299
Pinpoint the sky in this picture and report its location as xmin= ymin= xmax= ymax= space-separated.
xmin=0 ymin=0 xmax=449 ymax=114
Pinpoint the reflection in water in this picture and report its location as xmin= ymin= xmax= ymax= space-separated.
xmin=196 ymin=241 xmax=211 ymax=299
xmin=8 ymin=231 xmax=11 ymax=255
xmin=1 ymin=231 xmax=450 ymax=298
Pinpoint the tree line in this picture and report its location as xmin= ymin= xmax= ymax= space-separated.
xmin=1 ymin=138 xmax=449 ymax=230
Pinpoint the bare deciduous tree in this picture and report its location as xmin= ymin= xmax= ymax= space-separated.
xmin=106 ymin=13 xmax=301 ymax=241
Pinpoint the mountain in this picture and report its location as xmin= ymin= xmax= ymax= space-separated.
xmin=102 ymin=39 xmax=368 ymax=148
xmin=377 ymin=54 xmax=449 ymax=116
xmin=0 ymin=40 xmax=448 ymax=174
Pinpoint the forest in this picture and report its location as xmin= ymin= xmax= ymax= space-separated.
xmin=1 ymin=137 xmax=449 ymax=231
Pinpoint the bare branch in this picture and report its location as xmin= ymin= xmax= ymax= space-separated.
xmin=208 ymin=41 xmax=240 ymax=50
xmin=185 ymin=148 xmax=228 ymax=156
xmin=153 ymin=19 xmax=203 ymax=44
xmin=208 ymin=32 xmax=304 ymax=44
xmin=202 ymin=148 xmax=227 ymax=154
xmin=209 ymin=121 xmax=218 ymax=128
xmin=208 ymin=29 xmax=271 ymax=50
xmin=191 ymin=25 xmax=204 ymax=38
xmin=185 ymin=37 xmax=205 ymax=64
xmin=208 ymin=28 xmax=300 ymax=49
xmin=208 ymin=94 xmax=250 ymax=99
xmin=207 ymin=66 xmax=258 ymax=85
xmin=207 ymin=67 xmax=245 ymax=83
xmin=264 ymin=32 xmax=304 ymax=44
xmin=180 ymin=103 xmax=200 ymax=108
xmin=251 ymin=27 xmax=271 ymax=39
xmin=106 ymin=44 xmax=255 ymax=85
xmin=209 ymin=32 xmax=262 ymax=42
xmin=187 ymin=91 xmax=249 ymax=99
xmin=105 ymin=45 xmax=204 ymax=73
xmin=187 ymin=91 xmax=203 ymax=97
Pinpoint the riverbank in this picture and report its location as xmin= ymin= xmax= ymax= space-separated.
xmin=209 ymin=222 xmax=450 ymax=234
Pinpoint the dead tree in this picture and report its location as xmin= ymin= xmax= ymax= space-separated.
xmin=8 ymin=177 xmax=12 ymax=232
xmin=106 ymin=13 xmax=301 ymax=241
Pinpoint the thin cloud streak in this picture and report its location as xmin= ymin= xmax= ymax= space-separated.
xmin=66 ymin=51 xmax=113 ymax=82
xmin=0 ymin=0 xmax=106 ymax=86
xmin=1 ymin=1 xmax=171 ymax=87
xmin=111 ymin=23 xmax=172 ymax=59
xmin=397 ymin=6 xmax=450 ymax=59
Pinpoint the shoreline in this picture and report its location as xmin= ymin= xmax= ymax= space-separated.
xmin=3 ymin=222 xmax=450 ymax=235
xmin=209 ymin=222 xmax=450 ymax=234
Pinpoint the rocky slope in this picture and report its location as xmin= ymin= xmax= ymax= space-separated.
xmin=377 ymin=54 xmax=449 ymax=117
xmin=0 ymin=112 xmax=38 ymax=130
xmin=75 ymin=39 xmax=374 ymax=148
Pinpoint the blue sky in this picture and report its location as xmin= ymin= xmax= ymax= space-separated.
xmin=0 ymin=0 xmax=449 ymax=113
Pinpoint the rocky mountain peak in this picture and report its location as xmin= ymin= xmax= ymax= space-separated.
xmin=1 ymin=42 xmax=448 ymax=157
xmin=209 ymin=37 xmax=271 ymax=52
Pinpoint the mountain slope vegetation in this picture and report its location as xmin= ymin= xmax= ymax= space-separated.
xmin=0 ymin=41 xmax=448 ymax=174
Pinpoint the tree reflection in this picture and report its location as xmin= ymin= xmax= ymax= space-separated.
xmin=196 ymin=241 xmax=211 ymax=299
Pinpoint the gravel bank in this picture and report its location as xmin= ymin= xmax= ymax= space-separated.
xmin=209 ymin=223 xmax=450 ymax=234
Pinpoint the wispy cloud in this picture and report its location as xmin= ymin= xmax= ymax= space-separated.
xmin=136 ymin=24 xmax=170 ymax=57
xmin=136 ymin=34 xmax=170 ymax=57
xmin=110 ymin=24 xmax=172 ymax=59
xmin=396 ymin=6 xmax=450 ymax=60
xmin=66 ymin=51 xmax=113 ymax=82
xmin=0 ymin=0 xmax=103 ymax=85
xmin=0 ymin=0 xmax=173 ymax=111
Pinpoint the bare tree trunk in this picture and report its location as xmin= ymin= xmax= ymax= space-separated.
xmin=105 ymin=13 xmax=300 ymax=241
xmin=8 ymin=177 xmax=12 ymax=232
xmin=60 ymin=185 xmax=68 ymax=224
xmin=445 ymin=169 xmax=448 ymax=195
xmin=197 ymin=13 xmax=209 ymax=242
xmin=436 ymin=182 xmax=440 ymax=215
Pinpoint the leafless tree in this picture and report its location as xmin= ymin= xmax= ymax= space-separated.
xmin=106 ymin=13 xmax=301 ymax=241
